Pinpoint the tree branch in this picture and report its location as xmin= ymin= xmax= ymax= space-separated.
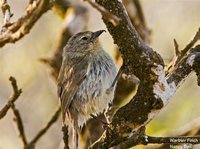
xmin=167 ymin=28 xmax=200 ymax=74
xmin=154 ymin=118 xmax=200 ymax=149
xmin=132 ymin=0 xmax=146 ymax=27
xmin=85 ymin=0 xmax=121 ymax=26
xmin=115 ymin=135 xmax=200 ymax=149
xmin=88 ymin=1 xmax=200 ymax=148
xmin=11 ymin=103 xmax=28 ymax=147
xmin=90 ymin=0 xmax=165 ymax=147
xmin=123 ymin=0 xmax=150 ymax=42
xmin=0 ymin=0 xmax=53 ymax=48
xmin=173 ymin=39 xmax=180 ymax=56
xmin=0 ymin=76 xmax=22 ymax=119
xmin=27 ymin=107 xmax=61 ymax=149
xmin=0 ymin=77 xmax=61 ymax=149
xmin=0 ymin=0 xmax=13 ymax=30
xmin=167 ymin=45 xmax=200 ymax=85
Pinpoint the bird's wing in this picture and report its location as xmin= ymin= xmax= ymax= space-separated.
xmin=57 ymin=57 xmax=90 ymax=121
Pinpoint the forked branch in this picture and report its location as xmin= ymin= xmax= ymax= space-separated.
xmin=0 ymin=77 xmax=22 ymax=119
xmin=0 ymin=0 xmax=53 ymax=47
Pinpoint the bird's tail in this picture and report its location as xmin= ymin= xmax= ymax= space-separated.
xmin=73 ymin=120 xmax=78 ymax=149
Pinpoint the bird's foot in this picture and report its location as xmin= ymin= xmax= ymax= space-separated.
xmin=90 ymin=114 xmax=108 ymax=126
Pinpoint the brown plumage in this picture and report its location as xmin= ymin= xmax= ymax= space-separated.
xmin=57 ymin=30 xmax=117 ymax=148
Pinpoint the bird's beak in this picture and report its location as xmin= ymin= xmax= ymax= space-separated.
xmin=91 ymin=30 xmax=106 ymax=41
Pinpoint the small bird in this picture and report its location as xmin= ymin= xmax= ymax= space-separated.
xmin=57 ymin=30 xmax=117 ymax=149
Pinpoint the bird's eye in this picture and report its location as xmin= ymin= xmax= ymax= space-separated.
xmin=81 ymin=36 xmax=88 ymax=40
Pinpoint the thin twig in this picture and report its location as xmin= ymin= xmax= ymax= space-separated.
xmin=173 ymin=38 xmax=180 ymax=56
xmin=0 ymin=0 xmax=13 ymax=28
xmin=180 ymin=28 xmax=200 ymax=59
xmin=0 ymin=0 xmax=53 ymax=48
xmin=0 ymin=76 xmax=22 ymax=119
xmin=0 ymin=77 xmax=27 ymax=146
xmin=124 ymin=0 xmax=150 ymax=42
xmin=166 ymin=39 xmax=180 ymax=73
xmin=174 ymin=28 xmax=200 ymax=67
xmin=132 ymin=0 xmax=146 ymax=27
xmin=11 ymin=103 xmax=28 ymax=147
xmin=27 ymin=107 xmax=61 ymax=148
xmin=84 ymin=0 xmax=121 ymax=26
xmin=167 ymin=28 xmax=200 ymax=74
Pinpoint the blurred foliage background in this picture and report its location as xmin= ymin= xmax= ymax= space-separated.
xmin=0 ymin=0 xmax=200 ymax=148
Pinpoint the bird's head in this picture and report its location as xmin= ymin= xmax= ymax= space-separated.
xmin=64 ymin=30 xmax=105 ymax=54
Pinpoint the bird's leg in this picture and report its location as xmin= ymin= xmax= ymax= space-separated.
xmin=90 ymin=114 xmax=111 ymax=132
xmin=106 ymin=66 xmax=123 ymax=94
xmin=112 ymin=66 xmax=123 ymax=88
xmin=90 ymin=114 xmax=108 ymax=126
xmin=107 ymin=63 xmax=140 ymax=95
